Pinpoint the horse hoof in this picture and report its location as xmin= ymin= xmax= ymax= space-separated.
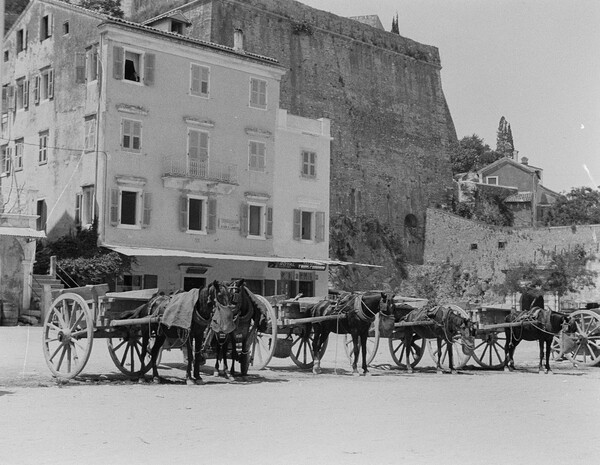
xmin=186 ymin=378 xmax=195 ymax=386
xmin=195 ymin=378 xmax=205 ymax=385
xmin=451 ymin=370 xmax=457 ymax=375
xmin=137 ymin=378 xmax=145 ymax=384
xmin=152 ymin=377 xmax=161 ymax=384
xmin=352 ymin=371 xmax=360 ymax=377
xmin=213 ymin=371 xmax=220 ymax=377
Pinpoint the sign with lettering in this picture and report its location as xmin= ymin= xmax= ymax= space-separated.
xmin=218 ymin=218 xmax=240 ymax=230
xmin=268 ymin=262 xmax=326 ymax=271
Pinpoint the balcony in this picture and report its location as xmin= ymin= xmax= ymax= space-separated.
xmin=163 ymin=157 xmax=238 ymax=184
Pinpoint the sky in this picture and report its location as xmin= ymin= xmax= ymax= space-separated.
xmin=299 ymin=0 xmax=600 ymax=193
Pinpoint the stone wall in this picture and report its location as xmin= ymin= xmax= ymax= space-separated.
xmin=424 ymin=208 xmax=600 ymax=301
xmin=134 ymin=0 xmax=458 ymax=264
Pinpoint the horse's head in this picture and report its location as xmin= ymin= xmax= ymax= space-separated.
xmin=209 ymin=280 xmax=231 ymax=307
xmin=448 ymin=310 xmax=475 ymax=355
xmin=560 ymin=313 xmax=578 ymax=334
xmin=379 ymin=293 xmax=396 ymax=338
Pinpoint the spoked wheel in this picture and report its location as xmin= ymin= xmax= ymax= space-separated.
xmin=427 ymin=304 xmax=472 ymax=370
xmin=289 ymin=326 xmax=329 ymax=369
xmin=344 ymin=314 xmax=380 ymax=365
xmin=42 ymin=293 xmax=94 ymax=380
xmin=471 ymin=330 xmax=507 ymax=369
xmin=388 ymin=332 xmax=425 ymax=368
xmin=248 ymin=294 xmax=278 ymax=370
xmin=107 ymin=327 xmax=154 ymax=378
xmin=558 ymin=310 xmax=600 ymax=366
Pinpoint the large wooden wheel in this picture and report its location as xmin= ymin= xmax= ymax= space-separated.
xmin=388 ymin=332 xmax=426 ymax=368
xmin=471 ymin=330 xmax=507 ymax=369
xmin=344 ymin=314 xmax=380 ymax=365
xmin=107 ymin=328 xmax=154 ymax=377
xmin=289 ymin=326 xmax=329 ymax=369
xmin=42 ymin=293 xmax=95 ymax=380
xmin=426 ymin=304 xmax=472 ymax=370
xmin=557 ymin=310 xmax=600 ymax=367
xmin=248 ymin=294 xmax=278 ymax=370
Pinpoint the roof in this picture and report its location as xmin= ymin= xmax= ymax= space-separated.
xmin=504 ymin=192 xmax=533 ymax=203
xmin=142 ymin=9 xmax=192 ymax=26
xmin=103 ymin=245 xmax=381 ymax=268
xmin=0 ymin=227 xmax=46 ymax=238
xmin=479 ymin=156 xmax=540 ymax=177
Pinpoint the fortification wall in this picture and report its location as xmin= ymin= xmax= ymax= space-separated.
xmin=135 ymin=0 xmax=457 ymax=264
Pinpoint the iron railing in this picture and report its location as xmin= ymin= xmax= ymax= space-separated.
xmin=163 ymin=158 xmax=238 ymax=184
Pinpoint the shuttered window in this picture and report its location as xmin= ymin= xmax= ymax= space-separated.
xmin=249 ymin=78 xmax=267 ymax=109
xmin=190 ymin=64 xmax=209 ymax=97
xmin=122 ymin=119 xmax=142 ymax=152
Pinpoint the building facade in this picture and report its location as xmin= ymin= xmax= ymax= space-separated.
xmin=1 ymin=0 xmax=332 ymax=297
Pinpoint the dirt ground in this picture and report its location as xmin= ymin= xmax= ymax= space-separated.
xmin=0 ymin=325 xmax=599 ymax=465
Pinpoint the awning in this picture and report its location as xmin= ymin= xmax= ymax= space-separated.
xmin=0 ymin=227 xmax=46 ymax=239
xmin=102 ymin=244 xmax=381 ymax=268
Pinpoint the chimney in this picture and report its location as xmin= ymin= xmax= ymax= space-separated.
xmin=521 ymin=157 xmax=529 ymax=166
xmin=512 ymin=150 xmax=519 ymax=162
xmin=234 ymin=29 xmax=244 ymax=51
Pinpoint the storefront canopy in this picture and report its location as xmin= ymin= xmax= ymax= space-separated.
xmin=0 ymin=227 xmax=46 ymax=239
xmin=102 ymin=244 xmax=381 ymax=268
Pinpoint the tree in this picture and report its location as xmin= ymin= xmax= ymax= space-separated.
xmin=544 ymin=187 xmax=600 ymax=226
xmin=496 ymin=116 xmax=515 ymax=158
xmin=451 ymin=134 xmax=502 ymax=175
xmin=391 ymin=13 xmax=399 ymax=34
xmin=77 ymin=0 xmax=124 ymax=18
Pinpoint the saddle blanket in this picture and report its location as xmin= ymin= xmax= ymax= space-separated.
xmin=161 ymin=288 xmax=200 ymax=330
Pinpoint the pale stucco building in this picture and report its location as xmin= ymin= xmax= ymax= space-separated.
xmin=1 ymin=0 xmax=332 ymax=299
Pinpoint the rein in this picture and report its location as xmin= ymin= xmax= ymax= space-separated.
xmin=355 ymin=295 xmax=378 ymax=323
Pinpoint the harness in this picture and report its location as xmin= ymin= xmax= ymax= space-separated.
xmin=354 ymin=295 xmax=378 ymax=323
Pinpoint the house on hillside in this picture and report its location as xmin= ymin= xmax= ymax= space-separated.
xmin=1 ymin=0 xmax=332 ymax=304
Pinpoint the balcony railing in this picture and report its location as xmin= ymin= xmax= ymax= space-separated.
xmin=163 ymin=157 xmax=238 ymax=184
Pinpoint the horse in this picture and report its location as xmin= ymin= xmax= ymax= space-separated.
xmin=136 ymin=280 xmax=230 ymax=385
xmin=311 ymin=291 xmax=390 ymax=376
xmin=209 ymin=279 xmax=265 ymax=379
xmin=398 ymin=305 xmax=475 ymax=374
xmin=504 ymin=307 xmax=577 ymax=373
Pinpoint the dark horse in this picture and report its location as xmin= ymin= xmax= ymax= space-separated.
xmin=311 ymin=291 xmax=390 ymax=376
xmin=209 ymin=279 xmax=265 ymax=379
xmin=398 ymin=305 xmax=475 ymax=374
xmin=136 ymin=280 xmax=230 ymax=385
xmin=504 ymin=307 xmax=576 ymax=373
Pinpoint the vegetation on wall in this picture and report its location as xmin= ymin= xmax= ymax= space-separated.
xmin=450 ymin=134 xmax=502 ymax=176
xmin=544 ymin=187 xmax=600 ymax=226
xmin=34 ymin=220 xmax=133 ymax=288
xmin=77 ymin=0 xmax=124 ymax=17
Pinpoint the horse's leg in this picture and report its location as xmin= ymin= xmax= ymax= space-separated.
xmin=351 ymin=332 xmax=360 ymax=376
xmin=222 ymin=335 xmax=231 ymax=379
xmin=192 ymin=331 xmax=203 ymax=383
xmin=185 ymin=336 xmax=195 ymax=385
xmin=448 ymin=340 xmax=456 ymax=374
xmin=150 ymin=332 xmax=166 ymax=383
xmin=504 ymin=331 xmax=516 ymax=372
xmin=360 ymin=330 xmax=369 ymax=375
xmin=214 ymin=335 xmax=221 ymax=377
xmin=538 ymin=338 xmax=544 ymax=373
xmin=230 ymin=333 xmax=238 ymax=377
xmin=312 ymin=326 xmax=322 ymax=374
xmin=436 ymin=338 xmax=443 ymax=374
xmin=138 ymin=328 xmax=150 ymax=383
xmin=405 ymin=333 xmax=414 ymax=373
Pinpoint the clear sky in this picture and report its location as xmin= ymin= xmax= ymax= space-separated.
xmin=299 ymin=0 xmax=600 ymax=193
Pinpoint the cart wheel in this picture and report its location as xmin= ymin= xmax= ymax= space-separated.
xmin=427 ymin=304 xmax=471 ymax=370
xmin=559 ymin=310 xmax=600 ymax=366
xmin=107 ymin=327 xmax=154 ymax=377
xmin=344 ymin=314 xmax=380 ymax=365
xmin=289 ymin=326 xmax=329 ymax=369
xmin=471 ymin=330 xmax=507 ymax=369
xmin=388 ymin=333 xmax=425 ymax=368
xmin=42 ymin=293 xmax=94 ymax=380
xmin=248 ymin=294 xmax=278 ymax=370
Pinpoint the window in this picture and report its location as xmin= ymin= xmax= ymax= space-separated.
xmin=40 ymin=68 xmax=54 ymax=100
xmin=249 ymin=141 xmax=265 ymax=172
xmin=40 ymin=15 xmax=53 ymax=41
xmin=179 ymin=195 xmax=217 ymax=234
xmin=188 ymin=129 xmax=209 ymax=172
xmin=38 ymin=131 xmax=49 ymax=164
xmin=249 ymin=204 xmax=264 ymax=237
xmin=63 ymin=21 xmax=69 ymax=35
xmin=470 ymin=243 xmax=478 ymax=250
xmin=36 ymin=200 xmax=47 ymax=231
xmin=498 ymin=241 xmax=506 ymax=249
xmin=171 ymin=20 xmax=185 ymax=34
xmin=121 ymin=119 xmax=141 ymax=152
xmin=190 ymin=64 xmax=209 ymax=97
xmin=486 ymin=176 xmax=498 ymax=185
xmin=301 ymin=150 xmax=316 ymax=178
xmin=240 ymin=200 xmax=272 ymax=238
xmin=86 ymin=45 xmax=99 ymax=82
xmin=76 ymin=185 xmax=95 ymax=226
xmin=110 ymin=188 xmax=151 ymax=228
xmin=113 ymin=46 xmax=155 ymax=85
xmin=16 ymin=29 xmax=26 ymax=53
xmin=2 ymin=85 xmax=14 ymax=112
xmin=84 ymin=115 xmax=96 ymax=152
xmin=15 ymin=139 xmax=24 ymax=170
xmin=3 ymin=51 xmax=8 ymax=62
xmin=16 ymin=78 xmax=28 ymax=110
xmin=0 ymin=145 xmax=11 ymax=174
xmin=249 ymin=77 xmax=267 ymax=109
xmin=293 ymin=209 xmax=325 ymax=242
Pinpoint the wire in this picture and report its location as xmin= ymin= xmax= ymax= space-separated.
xmin=0 ymin=135 xmax=107 ymax=155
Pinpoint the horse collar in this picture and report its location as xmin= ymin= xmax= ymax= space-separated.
xmin=355 ymin=295 xmax=377 ymax=323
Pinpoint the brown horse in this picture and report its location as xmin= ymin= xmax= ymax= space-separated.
xmin=311 ymin=291 xmax=390 ymax=376
xmin=504 ymin=307 xmax=577 ymax=373
xmin=136 ymin=280 xmax=230 ymax=384
xmin=399 ymin=305 xmax=475 ymax=374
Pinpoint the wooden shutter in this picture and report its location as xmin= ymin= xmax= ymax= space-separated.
xmin=240 ymin=202 xmax=248 ymax=237
xmin=315 ymin=211 xmax=325 ymax=242
xmin=75 ymin=52 xmax=86 ymax=83
xmin=144 ymin=53 xmax=155 ymax=86
xmin=7 ymin=86 xmax=15 ymax=111
xmin=49 ymin=14 xmax=53 ymax=37
xmin=75 ymin=193 xmax=82 ymax=225
xmin=110 ymin=189 xmax=119 ymax=226
xmin=293 ymin=209 xmax=301 ymax=241
xmin=113 ymin=46 xmax=124 ymax=80
xmin=47 ymin=69 xmax=54 ymax=99
xmin=23 ymin=80 xmax=29 ymax=109
xmin=179 ymin=196 xmax=188 ymax=231
xmin=191 ymin=64 xmax=200 ymax=94
xmin=33 ymin=75 xmax=40 ymax=103
xmin=207 ymin=198 xmax=217 ymax=234
xmin=266 ymin=207 xmax=273 ymax=238
xmin=142 ymin=192 xmax=152 ymax=228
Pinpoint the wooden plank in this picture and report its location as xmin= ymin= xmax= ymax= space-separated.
xmin=478 ymin=322 xmax=525 ymax=331
xmin=395 ymin=320 xmax=436 ymax=328
xmin=281 ymin=314 xmax=341 ymax=325
xmin=110 ymin=316 xmax=161 ymax=327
